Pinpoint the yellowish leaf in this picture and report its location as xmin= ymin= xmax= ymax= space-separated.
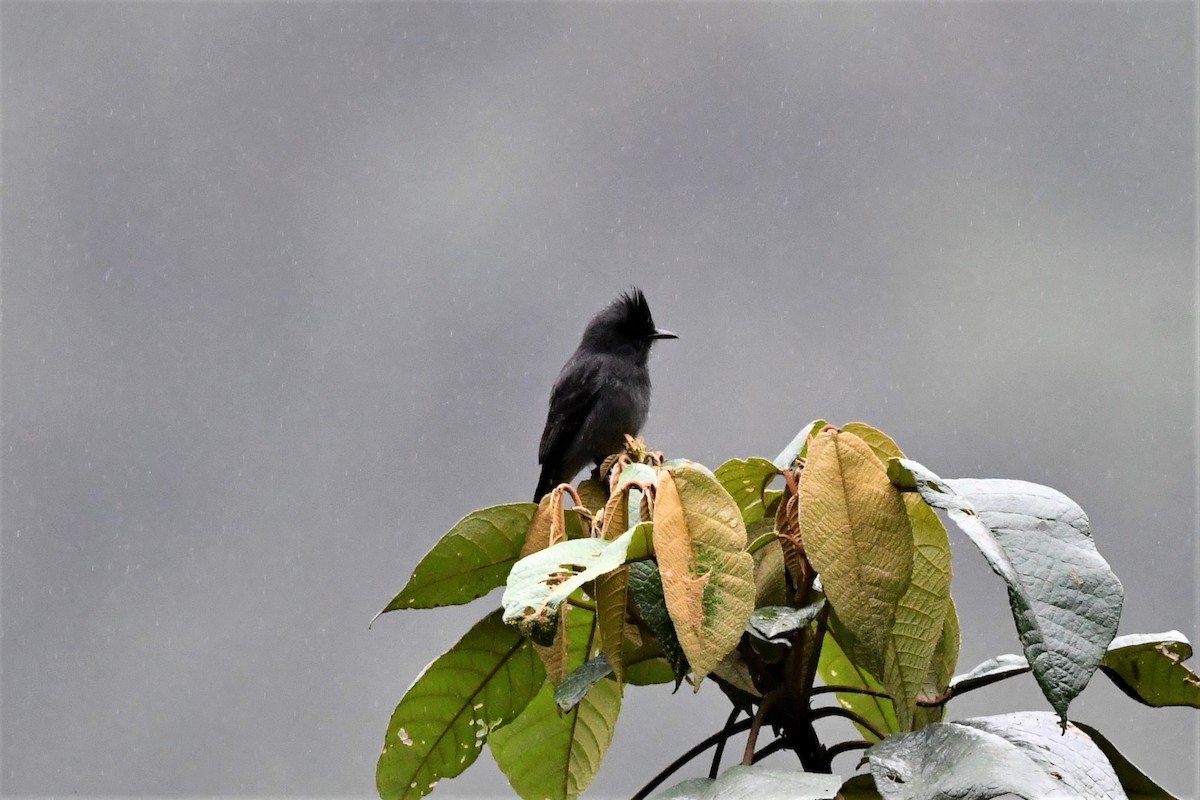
xmin=524 ymin=488 xmax=571 ymax=682
xmin=596 ymin=488 xmax=631 ymax=682
xmin=801 ymin=430 xmax=913 ymax=681
xmin=523 ymin=488 xmax=567 ymax=558
xmin=831 ymin=422 xmax=952 ymax=730
xmin=914 ymin=597 xmax=960 ymax=729
xmin=653 ymin=462 xmax=755 ymax=684
xmin=883 ymin=494 xmax=951 ymax=729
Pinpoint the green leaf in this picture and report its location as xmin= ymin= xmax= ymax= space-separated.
xmin=653 ymin=764 xmax=842 ymax=799
xmin=1074 ymin=721 xmax=1180 ymax=799
xmin=628 ymin=561 xmax=689 ymax=688
xmin=913 ymin=597 xmax=959 ymax=729
xmin=624 ymin=652 xmax=681 ymax=686
xmin=501 ymin=528 xmax=641 ymax=645
xmin=752 ymin=537 xmax=789 ymax=609
xmin=840 ymin=421 xmax=904 ymax=462
xmin=747 ymin=601 xmax=825 ymax=642
xmin=802 ymin=430 xmax=915 ymax=718
xmin=831 ymin=423 xmax=953 ymax=730
xmin=869 ymin=712 xmax=1125 ymax=800
xmin=710 ymin=647 xmax=763 ymax=699
xmin=817 ymin=631 xmax=898 ymax=742
xmin=555 ymin=654 xmax=614 ymax=712
xmin=492 ymin=604 xmax=617 ymax=800
xmin=891 ymin=458 xmax=1124 ymax=722
xmin=745 ymin=530 xmax=778 ymax=555
xmin=1100 ymin=631 xmax=1200 ymax=708
xmin=837 ymin=774 xmax=884 ymax=799
xmin=376 ymin=609 xmax=545 ymax=800
xmin=653 ymin=461 xmax=756 ymax=685
xmin=378 ymin=504 xmax=536 ymax=615
xmin=881 ymin=493 xmax=952 ymax=731
xmin=624 ymin=658 xmax=676 ymax=686
xmin=489 ymin=673 xmax=621 ymax=800
xmin=772 ymin=419 xmax=827 ymax=470
xmin=954 ymin=631 xmax=1200 ymax=710
xmin=714 ymin=457 xmax=780 ymax=525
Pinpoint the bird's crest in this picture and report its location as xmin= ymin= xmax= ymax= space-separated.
xmin=614 ymin=287 xmax=656 ymax=335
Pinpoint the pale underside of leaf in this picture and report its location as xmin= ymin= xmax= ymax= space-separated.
xmin=894 ymin=458 xmax=1123 ymax=722
xmin=653 ymin=462 xmax=755 ymax=684
xmin=502 ymin=529 xmax=638 ymax=645
xmin=802 ymin=431 xmax=914 ymax=686
xmin=869 ymin=712 xmax=1123 ymax=800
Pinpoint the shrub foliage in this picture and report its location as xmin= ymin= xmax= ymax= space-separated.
xmin=375 ymin=422 xmax=1196 ymax=799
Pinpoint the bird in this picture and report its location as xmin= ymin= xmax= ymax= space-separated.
xmin=534 ymin=288 xmax=676 ymax=502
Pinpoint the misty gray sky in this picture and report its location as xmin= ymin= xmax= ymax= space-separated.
xmin=3 ymin=2 xmax=1196 ymax=797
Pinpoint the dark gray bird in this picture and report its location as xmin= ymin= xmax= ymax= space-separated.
xmin=534 ymin=288 xmax=676 ymax=501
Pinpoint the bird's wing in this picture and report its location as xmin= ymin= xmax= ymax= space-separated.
xmin=537 ymin=358 xmax=602 ymax=467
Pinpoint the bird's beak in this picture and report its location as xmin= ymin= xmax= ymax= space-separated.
xmin=651 ymin=329 xmax=678 ymax=340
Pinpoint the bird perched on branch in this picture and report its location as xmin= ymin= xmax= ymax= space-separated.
xmin=534 ymin=288 xmax=676 ymax=502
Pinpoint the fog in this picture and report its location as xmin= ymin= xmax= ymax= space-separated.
xmin=3 ymin=3 xmax=1195 ymax=796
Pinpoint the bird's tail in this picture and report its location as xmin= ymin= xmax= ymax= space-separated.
xmin=533 ymin=467 xmax=558 ymax=503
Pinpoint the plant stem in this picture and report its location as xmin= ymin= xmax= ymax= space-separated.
xmin=741 ymin=689 xmax=782 ymax=766
xmin=750 ymin=736 xmax=793 ymax=764
xmin=811 ymin=683 xmax=952 ymax=707
xmin=825 ymin=739 xmax=872 ymax=763
xmin=809 ymin=706 xmax=889 ymax=742
xmin=630 ymin=719 xmax=754 ymax=800
xmin=709 ymin=707 xmax=743 ymax=779
xmin=811 ymin=684 xmax=888 ymax=698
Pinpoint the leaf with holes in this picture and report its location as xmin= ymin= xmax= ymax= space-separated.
xmin=501 ymin=528 xmax=640 ymax=646
xmin=1100 ymin=631 xmax=1200 ymax=708
xmin=490 ymin=607 xmax=619 ymax=800
xmin=376 ymin=610 xmax=545 ymax=800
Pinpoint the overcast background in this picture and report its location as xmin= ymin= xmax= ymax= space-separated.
xmin=3 ymin=2 xmax=1196 ymax=797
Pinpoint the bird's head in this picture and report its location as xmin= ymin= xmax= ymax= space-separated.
xmin=580 ymin=288 xmax=677 ymax=362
